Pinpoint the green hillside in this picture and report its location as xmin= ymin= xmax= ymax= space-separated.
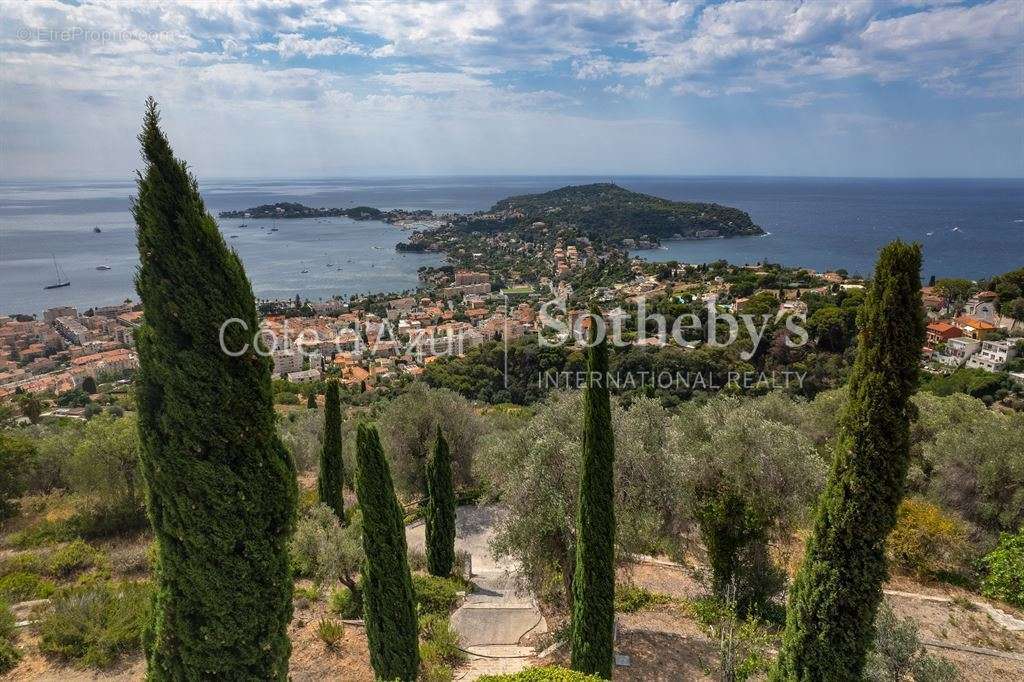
xmin=471 ymin=183 xmax=763 ymax=242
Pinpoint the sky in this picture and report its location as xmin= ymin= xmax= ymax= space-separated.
xmin=1 ymin=0 xmax=1021 ymax=180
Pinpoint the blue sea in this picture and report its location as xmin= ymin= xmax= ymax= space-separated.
xmin=1 ymin=176 xmax=1022 ymax=317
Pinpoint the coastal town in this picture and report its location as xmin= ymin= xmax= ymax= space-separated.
xmin=4 ymin=237 xmax=1023 ymax=416
xmin=8 ymin=183 xmax=1019 ymax=414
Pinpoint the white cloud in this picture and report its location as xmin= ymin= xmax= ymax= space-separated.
xmin=257 ymin=34 xmax=366 ymax=60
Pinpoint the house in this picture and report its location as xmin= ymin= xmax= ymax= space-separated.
xmin=964 ymin=292 xmax=998 ymax=323
xmin=935 ymin=337 xmax=981 ymax=367
xmin=965 ymin=339 xmax=1019 ymax=373
xmin=342 ymin=365 xmax=371 ymax=388
xmin=286 ymin=368 xmax=321 ymax=383
xmin=926 ymin=321 xmax=962 ymax=345
xmin=955 ymin=316 xmax=997 ymax=340
xmin=386 ymin=297 xmax=416 ymax=321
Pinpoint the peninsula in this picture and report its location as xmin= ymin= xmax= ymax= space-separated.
xmin=218 ymin=202 xmax=433 ymax=224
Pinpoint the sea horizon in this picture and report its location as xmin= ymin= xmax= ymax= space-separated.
xmin=2 ymin=175 xmax=1022 ymax=317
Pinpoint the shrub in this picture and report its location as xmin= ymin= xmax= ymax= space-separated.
xmin=419 ymin=613 xmax=465 ymax=667
xmin=419 ymin=613 xmax=464 ymax=681
xmin=412 ymin=574 xmax=466 ymax=617
xmin=48 ymin=540 xmax=107 ymax=579
xmin=0 ymin=597 xmax=20 ymax=674
xmin=66 ymin=499 xmax=149 ymax=540
xmin=0 ymin=572 xmax=56 ymax=602
xmin=865 ymin=603 xmax=960 ymax=682
xmin=293 ymin=585 xmax=319 ymax=609
xmin=0 ymin=552 xmax=46 ymax=578
xmin=38 ymin=580 xmax=153 ymax=668
xmin=316 ymin=617 xmax=345 ymax=648
xmin=614 ymin=584 xmax=671 ymax=613
xmin=926 ymin=412 xmax=1024 ymax=535
xmin=329 ymin=585 xmax=363 ymax=619
xmin=6 ymin=518 xmax=74 ymax=549
xmin=0 ymin=433 xmax=34 ymax=520
xmin=477 ymin=667 xmax=604 ymax=681
xmin=275 ymin=392 xmax=300 ymax=405
xmin=64 ymin=415 xmax=146 ymax=538
xmin=981 ymin=529 xmax=1024 ymax=607
xmin=887 ymin=499 xmax=969 ymax=577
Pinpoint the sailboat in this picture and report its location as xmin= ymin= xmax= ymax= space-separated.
xmin=44 ymin=255 xmax=70 ymax=289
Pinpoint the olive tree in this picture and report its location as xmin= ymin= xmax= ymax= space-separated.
xmin=379 ymin=383 xmax=482 ymax=499
xmin=291 ymin=503 xmax=364 ymax=606
xmin=925 ymin=410 xmax=1024 ymax=535
xmin=479 ymin=391 xmax=681 ymax=601
xmin=667 ymin=394 xmax=826 ymax=616
xmin=68 ymin=414 xmax=144 ymax=514
xmin=277 ymin=409 xmax=323 ymax=473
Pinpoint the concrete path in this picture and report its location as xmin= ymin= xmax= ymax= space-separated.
xmin=884 ymin=589 xmax=1024 ymax=632
xmin=407 ymin=505 xmax=546 ymax=679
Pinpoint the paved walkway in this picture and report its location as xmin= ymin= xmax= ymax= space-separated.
xmin=406 ymin=505 xmax=546 ymax=679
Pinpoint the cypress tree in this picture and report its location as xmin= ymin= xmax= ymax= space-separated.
xmin=317 ymin=380 xmax=344 ymax=520
xmin=772 ymin=241 xmax=926 ymax=681
xmin=132 ymin=98 xmax=297 ymax=680
xmin=306 ymin=390 xmax=317 ymax=409
xmin=570 ymin=313 xmax=616 ymax=679
xmin=354 ymin=423 xmax=419 ymax=681
xmin=426 ymin=425 xmax=456 ymax=577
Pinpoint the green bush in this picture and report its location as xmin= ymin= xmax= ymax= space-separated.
xmin=329 ymin=585 xmax=364 ymax=619
xmin=0 ymin=433 xmax=34 ymax=521
xmin=66 ymin=499 xmax=149 ymax=540
xmin=477 ymin=666 xmax=604 ymax=681
xmin=865 ymin=603 xmax=961 ymax=682
xmin=981 ymin=529 xmax=1024 ymax=607
xmin=6 ymin=518 xmax=74 ymax=549
xmin=412 ymin=574 xmax=467 ymax=617
xmin=614 ymin=584 xmax=671 ymax=613
xmin=38 ymin=580 xmax=153 ymax=668
xmin=293 ymin=585 xmax=319 ymax=609
xmin=0 ymin=572 xmax=56 ymax=602
xmin=48 ymin=540 xmax=107 ymax=578
xmin=887 ymin=499 xmax=969 ymax=577
xmin=419 ymin=613 xmax=465 ymax=666
xmin=316 ymin=617 xmax=345 ymax=648
xmin=275 ymin=392 xmax=300 ymax=405
xmin=0 ymin=597 xmax=21 ymax=674
xmin=0 ymin=552 xmax=46 ymax=578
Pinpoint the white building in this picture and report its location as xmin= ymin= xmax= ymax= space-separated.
xmin=935 ymin=337 xmax=981 ymax=368
xmin=271 ymin=349 xmax=303 ymax=377
xmin=965 ymin=339 xmax=1019 ymax=373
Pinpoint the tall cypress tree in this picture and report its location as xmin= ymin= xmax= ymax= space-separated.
xmin=318 ymin=380 xmax=344 ymax=520
xmin=306 ymin=390 xmax=317 ymax=409
xmin=132 ymin=98 xmax=297 ymax=680
xmin=426 ymin=425 xmax=456 ymax=577
xmin=772 ymin=241 xmax=926 ymax=681
xmin=570 ymin=313 xmax=616 ymax=679
xmin=355 ymin=423 xmax=419 ymax=681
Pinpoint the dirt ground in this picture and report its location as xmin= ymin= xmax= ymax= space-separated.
xmin=2 ymin=593 xmax=377 ymax=682
xmin=615 ymin=561 xmax=1024 ymax=682
xmin=5 ymin=522 xmax=1024 ymax=681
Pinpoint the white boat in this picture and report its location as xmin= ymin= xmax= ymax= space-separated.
xmin=96 ymin=265 xmax=112 ymax=271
